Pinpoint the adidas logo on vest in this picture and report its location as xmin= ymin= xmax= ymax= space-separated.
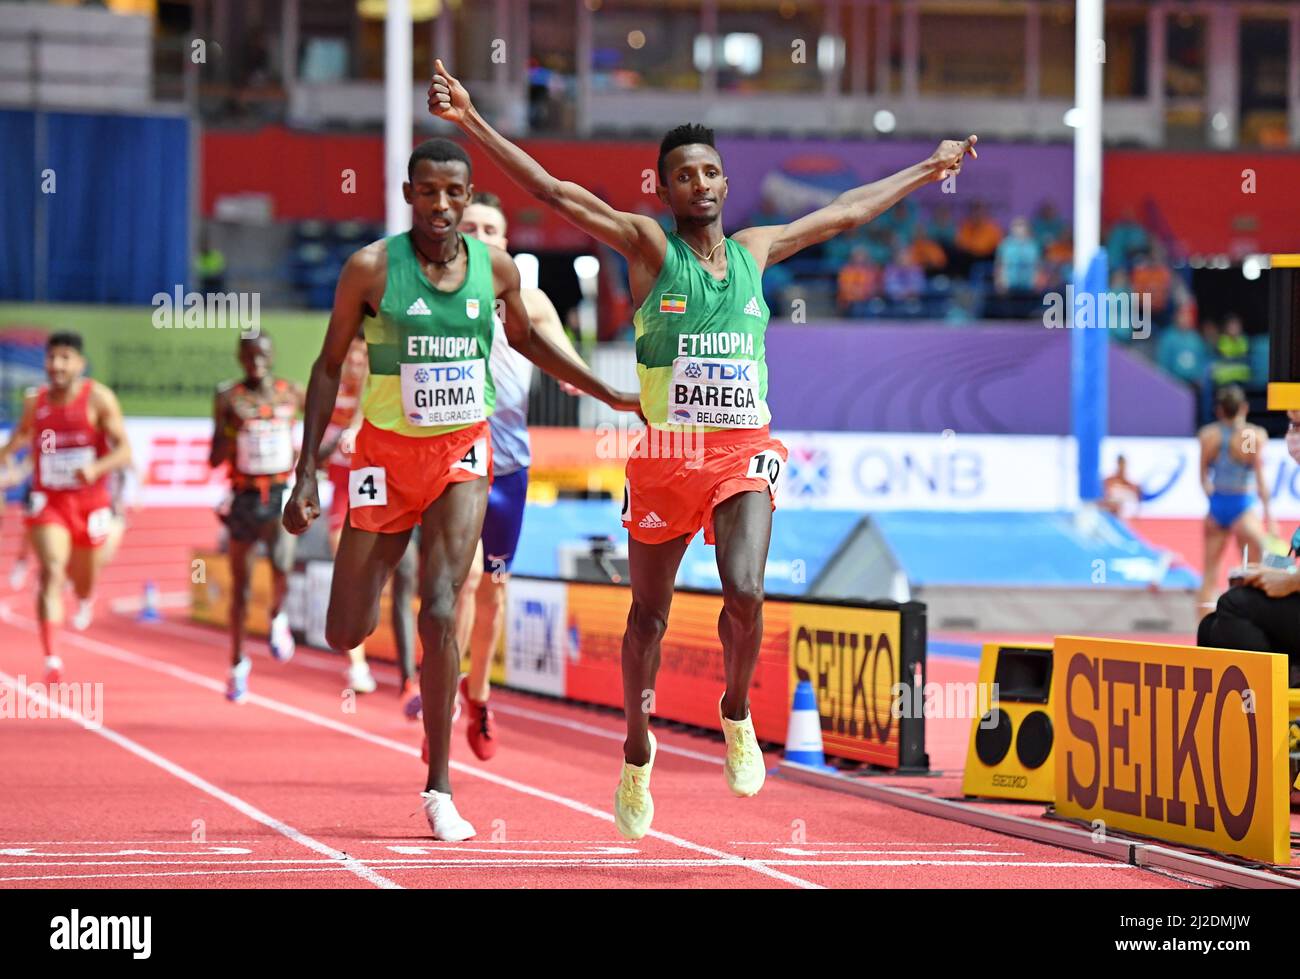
xmin=743 ymin=296 xmax=762 ymax=317
xmin=406 ymin=297 xmax=432 ymax=316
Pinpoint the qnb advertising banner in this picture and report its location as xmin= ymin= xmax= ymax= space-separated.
xmin=773 ymin=431 xmax=1078 ymax=512
xmin=1054 ymin=636 xmax=1289 ymax=864
xmin=1104 ymin=436 xmax=1300 ymax=520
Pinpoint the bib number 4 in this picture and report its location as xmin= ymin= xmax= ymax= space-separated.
xmin=746 ymin=450 xmax=782 ymax=498
xmin=349 ymin=467 xmax=388 ymax=508
xmin=451 ymin=438 xmax=488 ymax=478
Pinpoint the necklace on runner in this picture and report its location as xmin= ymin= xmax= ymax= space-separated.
xmin=684 ymin=236 xmax=725 ymax=264
xmin=413 ymin=234 xmax=461 ymax=268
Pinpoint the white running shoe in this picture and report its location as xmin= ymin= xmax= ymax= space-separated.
xmin=613 ymin=731 xmax=657 ymax=841
xmin=71 ymin=598 xmax=94 ymax=632
xmin=226 ymin=658 xmax=251 ymax=704
xmin=43 ymin=655 xmax=63 ymax=685
xmin=420 ymin=790 xmax=476 ymax=841
xmin=345 ymin=661 xmax=377 ymax=694
xmin=268 ymin=612 xmax=295 ymax=663
xmin=8 ymin=558 xmax=28 ymax=591
xmin=720 ymin=699 xmax=766 ymax=797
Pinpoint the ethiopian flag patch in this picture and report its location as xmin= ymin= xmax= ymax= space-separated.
xmin=659 ymin=293 xmax=688 ymax=315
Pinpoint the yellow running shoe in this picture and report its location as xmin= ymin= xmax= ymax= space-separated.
xmin=613 ymin=731 xmax=657 ymax=840
xmin=720 ymin=699 xmax=766 ymax=797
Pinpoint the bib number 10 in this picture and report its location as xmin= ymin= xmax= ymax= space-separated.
xmin=747 ymin=450 xmax=782 ymax=497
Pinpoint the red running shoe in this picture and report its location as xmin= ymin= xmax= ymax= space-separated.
xmin=459 ymin=674 xmax=497 ymax=761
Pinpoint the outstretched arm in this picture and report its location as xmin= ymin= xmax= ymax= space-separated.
xmin=734 ymin=136 xmax=978 ymax=272
xmin=429 ymin=59 xmax=665 ymax=267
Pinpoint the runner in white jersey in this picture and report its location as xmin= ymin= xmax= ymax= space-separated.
xmin=450 ymin=190 xmax=588 ymax=760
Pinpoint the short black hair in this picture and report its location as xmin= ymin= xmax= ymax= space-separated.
xmin=657 ymin=123 xmax=718 ymax=184
xmin=47 ymin=331 xmax=83 ymax=353
xmin=408 ymin=138 xmax=471 ymax=181
xmin=470 ymin=190 xmax=503 ymax=210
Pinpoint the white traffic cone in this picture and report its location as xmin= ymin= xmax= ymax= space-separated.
xmin=784 ymin=678 xmax=832 ymax=769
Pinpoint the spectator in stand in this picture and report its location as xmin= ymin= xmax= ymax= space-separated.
xmin=910 ymin=229 xmax=948 ymax=276
xmin=837 ymin=246 xmax=882 ymax=316
xmin=1043 ymin=232 xmax=1073 ymax=289
xmin=1105 ymin=207 xmax=1149 ymax=271
xmin=926 ymin=202 xmax=959 ymax=266
xmin=1156 ymin=301 xmax=1210 ymax=392
xmin=1031 ymin=201 xmax=1065 ymax=250
xmin=1129 ymin=249 xmax=1173 ymax=328
xmin=884 ymin=244 xmax=925 ymax=311
xmin=1210 ymin=314 xmax=1253 ymax=388
xmin=990 ymin=218 xmax=1040 ymax=316
xmin=954 ymin=200 xmax=1003 ymax=279
xmin=994 ymin=218 xmax=1041 ymax=291
xmin=1102 ymin=268 xmax=1135 ymax=342
xmin=197 ymin=232 xmax=227 ymax=293
xmin=880 ymin=198 xmax=919 ymax=246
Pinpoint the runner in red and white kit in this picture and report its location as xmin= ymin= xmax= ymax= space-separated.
xmin=0 ymin=332 xmax=132 ymax=682
xmin=210 ymin=334 xmax=305 ymax=702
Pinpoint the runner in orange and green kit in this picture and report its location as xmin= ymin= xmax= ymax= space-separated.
xmin=432 ymin=58 xmax=978 ymax=839
xmin=282 ymin=138 xmax=639 ymax=841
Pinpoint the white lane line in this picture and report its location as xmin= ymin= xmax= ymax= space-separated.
xmin=2 ymin=859 xmax=1141 ymax=882
xmin=139 ymin=616 xmax=727 ymax=766
xmin=0 ymin=669 xmax=400 ymax=891
xmin=0 ymin=613 xmax=822 ymax=890
xmin=0 ymin=866 xmax=409 ymax=884
xmin=729 ymin=841 xmax=1005 ymax=846
xmin=0 ymin=840 xmax=263 ymax=845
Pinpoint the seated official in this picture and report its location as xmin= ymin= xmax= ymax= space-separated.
xmin=1197 ymin=410 xmax=1300 ymax=686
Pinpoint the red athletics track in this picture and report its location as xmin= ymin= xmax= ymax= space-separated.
xmin=0 ymin=507 xmax=1209 ymax=889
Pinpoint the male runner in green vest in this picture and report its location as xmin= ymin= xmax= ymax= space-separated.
xmin=283 ymin=138 xmax=639 ymax=841
xmin=431 ymin=60 xmax=976 ymax=839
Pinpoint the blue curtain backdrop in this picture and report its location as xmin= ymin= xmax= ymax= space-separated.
xmin=0 ymin=109 xmax=189 ymax=304
xmin=0 ymin=111 xmax=37 ymax=300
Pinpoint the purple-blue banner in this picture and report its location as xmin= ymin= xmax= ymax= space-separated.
xmin=764 ymin=323 xmax=1193 ymax=436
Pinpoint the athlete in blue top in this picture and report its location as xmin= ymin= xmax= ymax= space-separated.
xmin=451 ymin=190 xmax=587 ymax=760
xmin=1197 ymin=384 xmax=1277 ymax=615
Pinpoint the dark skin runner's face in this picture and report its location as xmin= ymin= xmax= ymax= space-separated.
xmin=657 ymin=143 xmax=728 ymax=228
xmin=404 ymin=158 xmax=474 ymax=255
xmin=238 ymin=337 xmax=273 ymax=385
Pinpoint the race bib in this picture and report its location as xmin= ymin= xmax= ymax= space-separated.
xmin=746 ymin=449 xmax=783 ymax=499
xmin=39 ymin=446 xmax=96 ymax=490
xmin=349 ymin=466 xmax=387 ymax=508
xmin=400 ymin=359 xmax=486 ymax=427
xmin=450 ymin=437 xmax=488 ymax=477
xmin=669 ymin=357 xmax=761 ymax=429
xmin=87 ymin=506 xmax=113 ymax=542
xmin=236 ymin=419 xmax=294 ymax=475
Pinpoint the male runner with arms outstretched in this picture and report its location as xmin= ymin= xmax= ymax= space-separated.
xmin=0 ymin=332 xmax=132 ymax=681
xmin=282 ymin=139 xmax=639 ymax=841
xmin=431 ymin=59 xmax=976 ymax=839
xmin=210 ymin=334 xmax=304 ymax=702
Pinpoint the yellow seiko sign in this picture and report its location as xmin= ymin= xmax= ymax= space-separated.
xmin=1054 ymin=636 xmax=1289 ymax=865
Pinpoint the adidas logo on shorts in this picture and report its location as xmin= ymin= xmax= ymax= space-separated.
xmin=638 ymin=511 xmax=668 ymax=529
xmin=743 ymin=296 xmax=762 ymax=318
xmin=406 ymin=297 xmax=432 ymax=316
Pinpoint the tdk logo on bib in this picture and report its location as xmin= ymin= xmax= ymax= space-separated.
xmin=684 ymin=361 xmax=753 ymax=382
xmin=426 ymin=363 xmax=476 ymax=382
